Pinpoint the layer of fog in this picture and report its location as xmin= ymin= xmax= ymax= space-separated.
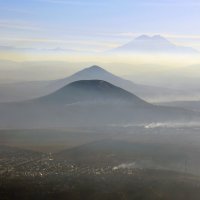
xmin=113 ymin=160 xmax=168 ymax=171
xmin=110 ymin=121 xmax=200 ymax=129
xmin=1 ymin=54 xmax=200 ymax=90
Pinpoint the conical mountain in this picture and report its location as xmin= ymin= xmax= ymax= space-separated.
xmin=0 ymin=65 xmax=191 ymax=103
xmin=50 ymin=65 xmax=187 ymax=102
xmin=52 ymin=65 xmax=124 ymax=89
xmin=0 ymin=79 xmax=199 ymax=128
xmin=37 ymin=80 xmax=148 ymax=106
xmin=111 ymin=35 xmax=198 ymax=54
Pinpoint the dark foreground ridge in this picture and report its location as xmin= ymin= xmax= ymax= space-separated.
xmin=1 ymin=140 xmax=200 ymax=200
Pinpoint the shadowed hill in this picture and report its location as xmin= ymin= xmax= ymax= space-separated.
xmin=0 ymin=65 xmax=194 ymax=103
xmin=50 ymin=65 xmax=191 ymax=102
xmin=36 ymin=80 xmax=148 ymax=106
xmin=0 ymin=80 xmax=199 ymax=128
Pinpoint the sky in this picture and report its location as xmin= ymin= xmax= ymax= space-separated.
xmin=0 ymin=0 xmax=200 ymax=83
xmin=1 ymin=0 xmax=200 ymax=55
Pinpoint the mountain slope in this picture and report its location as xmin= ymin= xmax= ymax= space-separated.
xmin=51 ymin=65 xmax=124 ymax=89
xmin=37 ymin=80 xmax=148 ymax=106
xmin=50 ymin=65 xmax=187 ymax=102
xmin=158 ymin=100 xmax=200 ymax=112
xmin=0 ymin=65 xmax=193 ymax=103
xmin=111 ymin=35 xmax=198 ymax=54
xmin=0 ymin=80 xmax=198 ymax=128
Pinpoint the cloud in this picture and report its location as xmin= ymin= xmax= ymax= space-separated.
xmin=36 ymin=0 xmax=106 ymax=6
xmin=0 ymin=7 xmax=34 ymax=15
xmin=0 ymin=37 xmax=117 ymax=47
xmin=139 ymin=0 xmax=200 ymax=6
xmin=0 ymin=36 xmax=118 ymax=53
xmin=1 ymin=33 xmax=200 ymax=53
xmin=37 ymin=0 xmax=200 ymax=7
xmin=144 ymin=122 xmax=200 ymax=129
xmin=0 ymin=20 xmax=42 ymax=31
xmin=104 ymin=32 xmax=200 ymax=40
xmin=165 ymin=34 xmax=200 ymax=40
xmin=0 ymin=45 xmax=80 ymax=53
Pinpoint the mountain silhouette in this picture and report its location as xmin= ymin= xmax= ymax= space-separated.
xmin=36 ymin=80 xmax=148 ymax=106
xmin=52 ymin=65 xmax=121 ymax=89
xmin=0 ymin=79 xmax=198 ymax=128
xmin=111 ymin=35 xmax=198 ymax=54
xmin=50 ymin=65 xmax=189 ymax=101
xmin=0 ymin=65 xmax=193 ymax=103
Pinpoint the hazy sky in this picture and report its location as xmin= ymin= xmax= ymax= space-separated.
xmin=1 ymin=0 xmax=200 ymax=85
xmin=1 ymin=0 xmax=200 ymax=55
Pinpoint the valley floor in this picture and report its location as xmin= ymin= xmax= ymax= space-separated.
xmin=1 ymin=126 xmax=200 ymax=199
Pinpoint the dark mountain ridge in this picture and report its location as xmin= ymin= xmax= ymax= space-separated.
xmin=50 ymin=65 xmax=188 ymax=102
xmin=0 ymin=79 xmax=199 ymax=128
xmin=37 ymin=80 xmax=148 ymax=106
xmin=0 ymin=65 xmax=193 ymax=103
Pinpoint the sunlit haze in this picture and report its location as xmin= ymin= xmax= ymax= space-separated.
xmin=1 ymin=0 xmax=200 ymax=81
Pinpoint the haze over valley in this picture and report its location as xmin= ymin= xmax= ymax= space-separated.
xmin=1 ymin=0 xmax=200 ymax=199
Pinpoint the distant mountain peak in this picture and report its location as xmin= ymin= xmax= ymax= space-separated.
xmin=135 ymin=35 xmax=151 ymax=40
xmin=85 ymin=65 xmax=106 ymax=72
xmin=52 ymin=65 xmax=121 ymax=90
xmin=70 ymin=65 xmax=113 ymax=78
xmin=112 ymin=34 xmax=198 ymax=54
xmin=135 ymin=34 xmax=170 ymax=42
xmin=152 ymin=35 xmax=165 ymax=40
xmin=88 ymin=65 xmax=102 ymax=70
